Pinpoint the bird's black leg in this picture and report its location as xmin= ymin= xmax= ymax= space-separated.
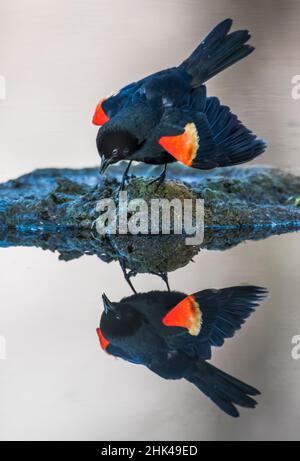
xmin=119 ymin=260 xmax=137 ymax=294
xmin=150 ymin=271 xmax=170 ymax=291
xmin=118 ymin=160 xmax=133 ymax=192
xmin=149 ymin=164 xmax=167 ymax=189
xmin=160 ymin=272 xmax=170 ymax=291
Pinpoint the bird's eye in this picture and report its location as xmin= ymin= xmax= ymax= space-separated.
xmin=112 ymin=148 xmax=118 ymax=156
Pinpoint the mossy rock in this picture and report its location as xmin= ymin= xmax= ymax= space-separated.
xmin=0 ymin=165 xmax=299 ymax=233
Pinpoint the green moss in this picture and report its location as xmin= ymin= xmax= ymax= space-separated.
xmin=123 ymin=178 xmax=196 ymax=201
xmin=1 ymin=165 xmax=300 ymax=233
xmin=1 ymin=164 xmax=299 ymax=274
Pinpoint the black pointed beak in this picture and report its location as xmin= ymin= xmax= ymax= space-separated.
xmin=102 ymin=293 xmax=115 ymax=314
xmin=100 ymin=157 xmax=112 ymax=175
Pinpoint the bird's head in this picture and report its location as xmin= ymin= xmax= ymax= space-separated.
xmin=96 ymin=125 xmax=140 ymax=174
xmin=99 ymin=293 xmax=143 ymax=341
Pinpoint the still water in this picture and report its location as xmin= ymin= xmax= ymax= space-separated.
xmin=0 ymin=231 xmax=299 ymax=441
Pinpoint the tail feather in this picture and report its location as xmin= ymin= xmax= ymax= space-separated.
xmin=185 ymin=360 xmax=260 ymax=417
xmin=179 ymin=18 xmax=254 ymax=87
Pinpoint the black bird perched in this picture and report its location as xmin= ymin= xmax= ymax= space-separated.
xmin=96 ymin=286 xmax=268 ymax=417
xmin=93 ymin=19 xmax=266 ymax=188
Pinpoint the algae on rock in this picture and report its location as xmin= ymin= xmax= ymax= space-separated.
xmin=1 ymin=164 xmax=300 ymax=231
xmin=0 ymin=164 xmax=299 ymax=283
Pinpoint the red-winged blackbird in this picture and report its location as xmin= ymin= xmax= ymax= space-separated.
xmin=93 ymin=19 xmax=266 ymax=187
xmin=96 ymin=286 xmax=267 ymax=417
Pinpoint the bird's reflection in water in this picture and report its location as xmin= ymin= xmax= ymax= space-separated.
xmin=97 ymin=286 xmax=267 ymax=417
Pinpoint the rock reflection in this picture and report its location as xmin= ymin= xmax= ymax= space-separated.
xmin=0 ymin=226 xmax=297 ymax=291
xmin=0 ymin=163 xmax=299 ymax=291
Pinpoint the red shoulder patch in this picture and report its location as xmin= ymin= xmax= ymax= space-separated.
xmin=96 ymin=327 xmax=110 ymax=351
xmin=92 ymin=99 xmax=110 ymax=126
xmin=162 ymin=295 xmax=202 ymax=336
xmin=158 ymin=122 xmax=199 ymax=167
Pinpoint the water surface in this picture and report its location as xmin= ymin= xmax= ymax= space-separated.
xmin=0 ymin=232 xmax=299 ymax=441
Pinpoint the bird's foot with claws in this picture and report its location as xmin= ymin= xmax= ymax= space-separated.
xmin=116 ymin=161 xmax=133 ymax=193
xmin=119 ymin=260 xmax=138 ymax=293
xmin=150 ymin=271 xmax=170 ymax=291
xmin=149 ymin=164 xmax=167 ymax=191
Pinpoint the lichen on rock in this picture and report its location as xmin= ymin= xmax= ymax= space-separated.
xmin=1 ymin=164 xmax=300 ymax=231
xmin=0 ymin=163 xmax=299 ymax=281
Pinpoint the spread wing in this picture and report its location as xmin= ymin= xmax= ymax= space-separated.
xmin=153 ymin=86 xmax=266 ymax=168
xmin=161 ymin=286 xmax=268 ymax=359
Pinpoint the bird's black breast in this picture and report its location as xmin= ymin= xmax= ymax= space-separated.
xmin=142 ymin=152 xmax=176 ymax=165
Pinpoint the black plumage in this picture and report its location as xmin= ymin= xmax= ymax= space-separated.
xmin=97 ymin=286 xmax=268 ymax=417
xmin=93 ymin=19 xmax=266 ymax=186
